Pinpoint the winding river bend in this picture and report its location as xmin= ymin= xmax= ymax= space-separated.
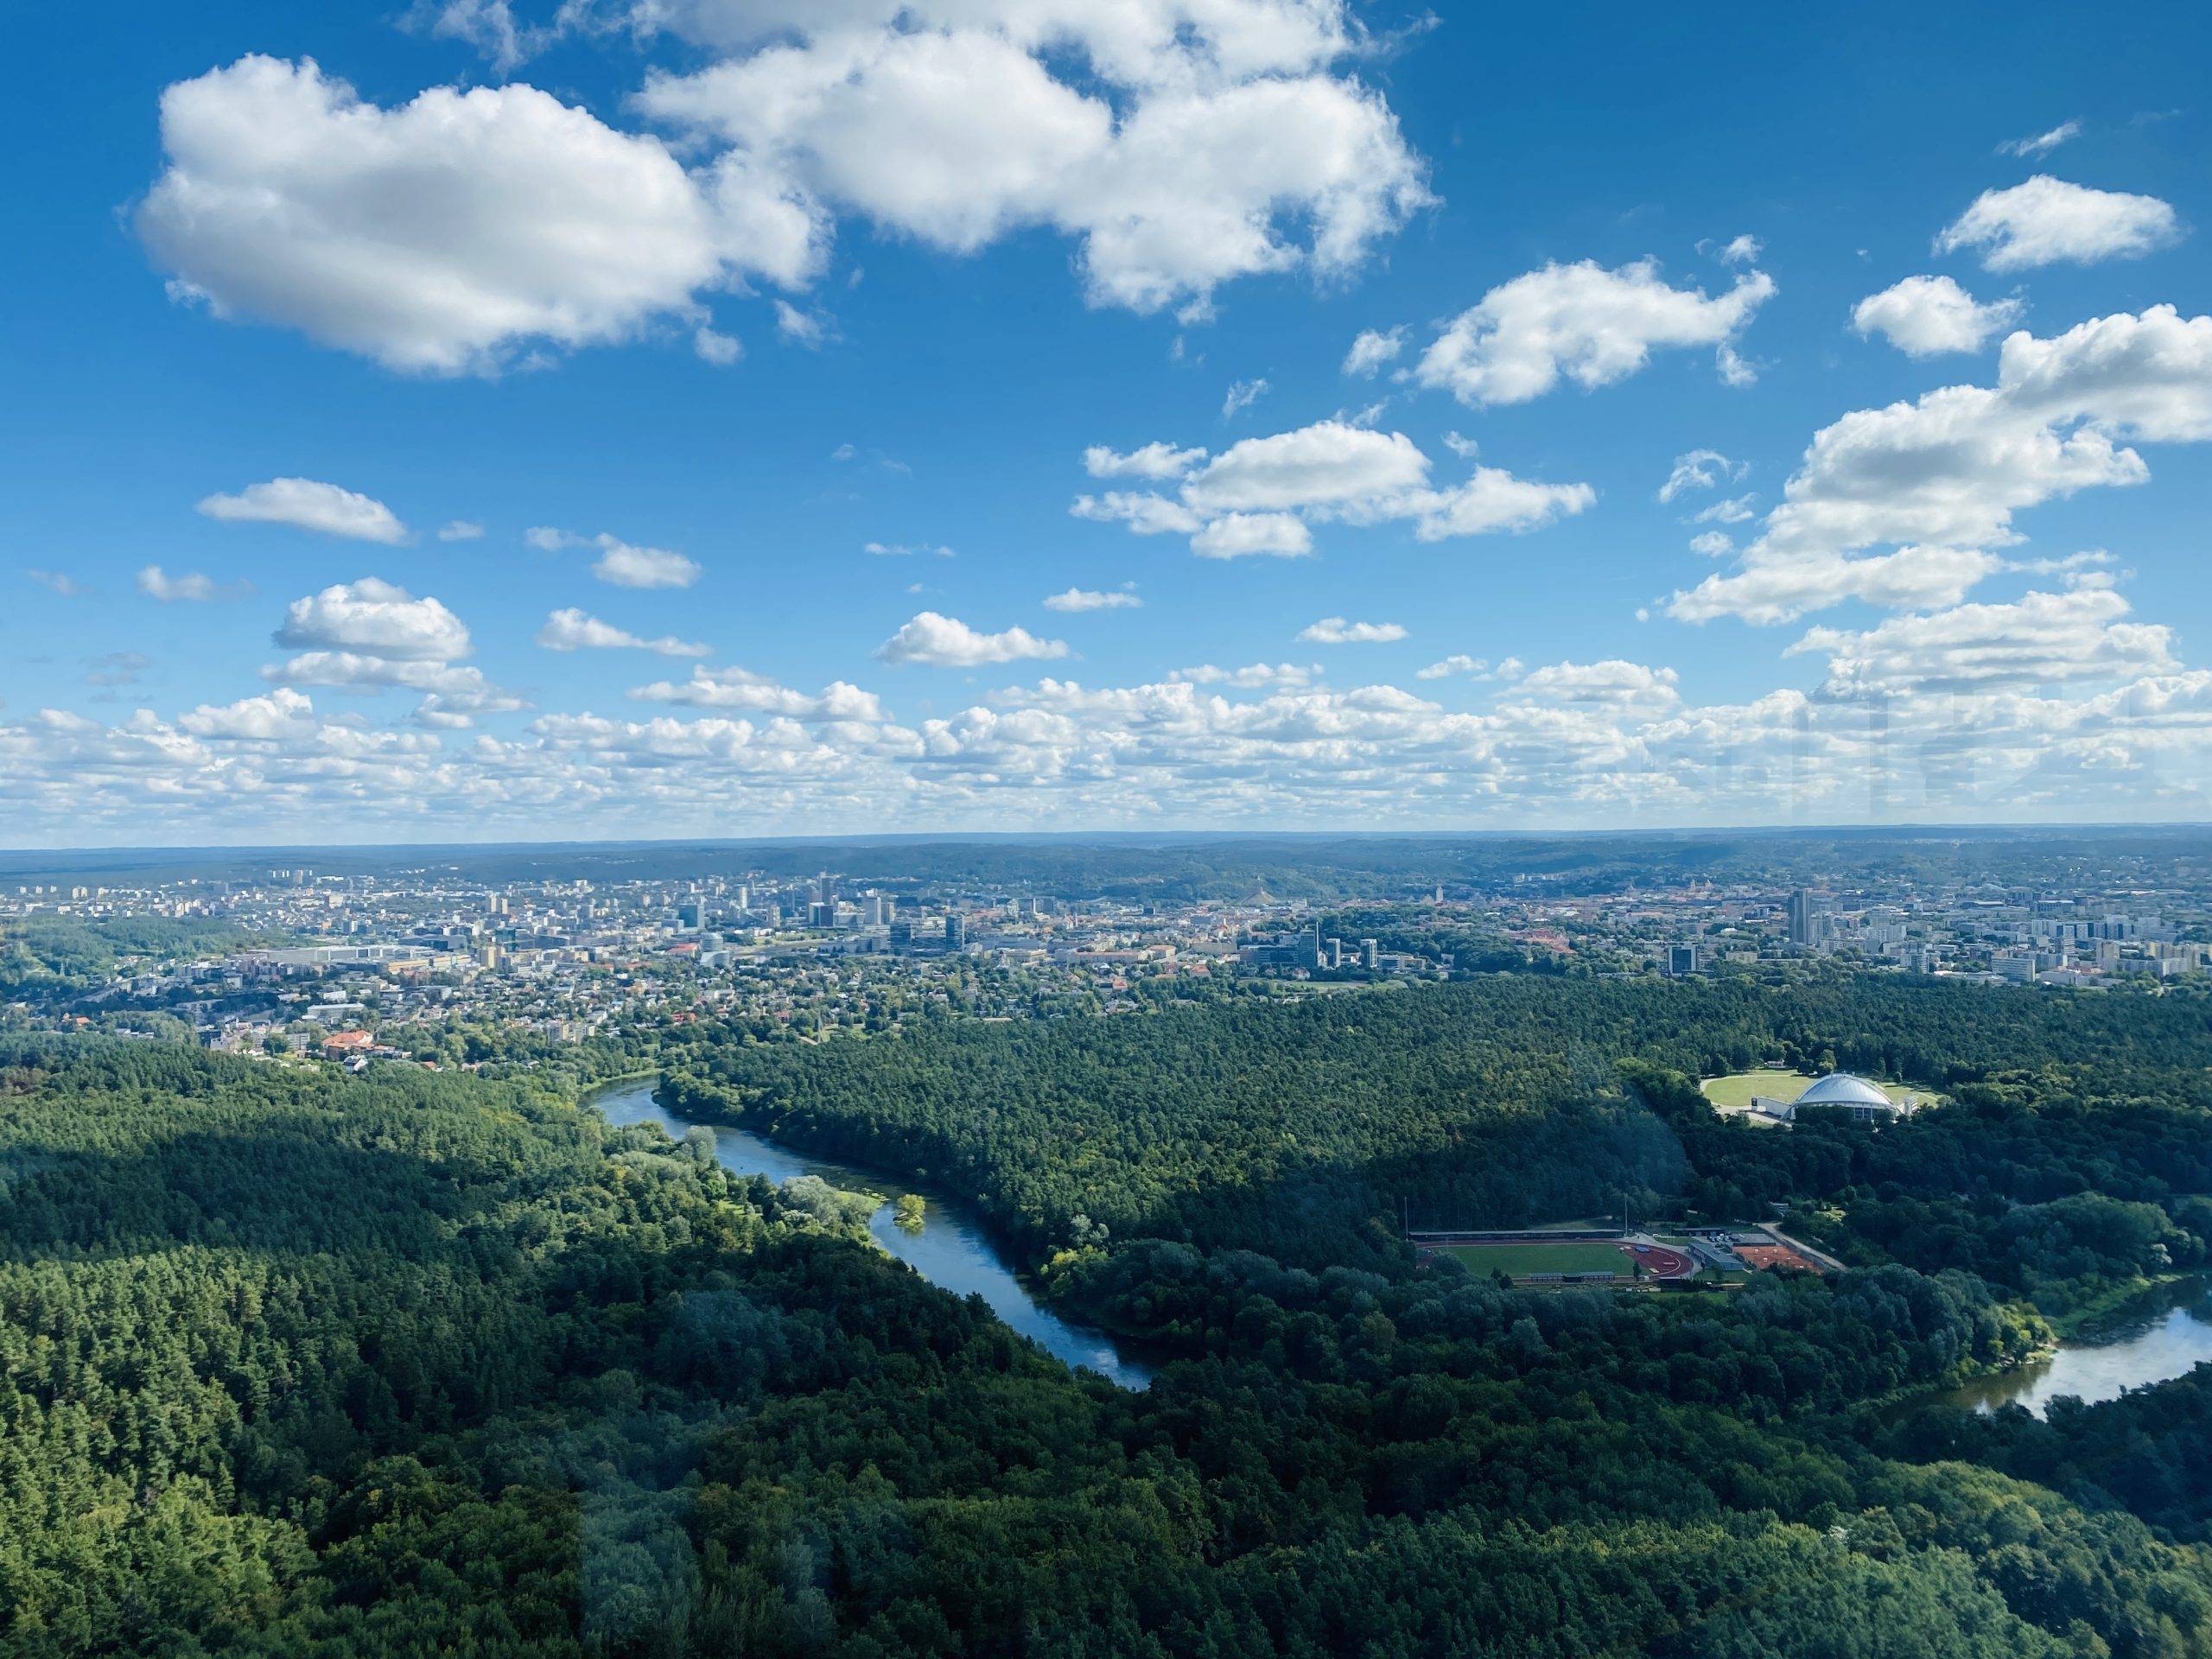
xmin=590 ymin=1078 xmax=1153 ymax=1389
xmin=1934 ymin=1278 xmax=2212 ymax=1418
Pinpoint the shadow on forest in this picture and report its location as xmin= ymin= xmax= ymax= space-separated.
xmin=0 ymin=1125 xmax=520 ymax=1259
xmin=1096 ymin=1094 xmax=1693 ymax=1277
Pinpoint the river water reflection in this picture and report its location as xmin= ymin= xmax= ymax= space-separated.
xmin=1936 ymin=1279 xmax=2212 ymax=1418
xmin=590 ymin=1078 xmax=1152 ymax=1389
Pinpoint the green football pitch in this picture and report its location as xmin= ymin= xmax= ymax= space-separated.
xmin=1700 ymin=1070 xmax=1816 ymax=1109
xmin=1440 ymin=1240 xmax=1628 ymax=1277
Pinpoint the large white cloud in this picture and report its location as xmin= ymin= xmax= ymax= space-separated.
xmin=632 ymin=13 xmax=1428 ymax=318
xmin=145 ymin=2 xmax=1427 ymax=369
xmin=1789 ymin=582 xmax=2177 ymax=696
xmin=641 ymin=29 xmax=1109 ymax=255
xmin=1851 ymin=275 xmax=2023 ymax=357
xmin=875 ymin=611 xmax=1070 ymax=666
xmin=1675 ymin=306 xmax=2212 ymax=624
xmin=1998 ymin=304 xmax=2212 ymax=441
xmin=139 ymin=56 xmax=817 ymax=373
xmin=259 ymin=577 xmax=524 ymax=727
xmin=1411 ymin=258 xmax=1776 ymax=407
xmin=196 ymin=477 xmax=408 ymax=542
xmin=274 ymin=578 xmax=469 ymax=660
xmin=1078 ymin=417 xmax=1590 ymax=556
xmin=1935 ymin=175 xmax=2183 ymax=272
xmin=1183 ymin=421 xmax=1427 ymax=513
xmin=1668 ymin=546 xmax=2001 ymax=628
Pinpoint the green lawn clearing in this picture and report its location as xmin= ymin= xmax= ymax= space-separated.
xmin=1700 ymin=1069 xmax=1816 ymax=1110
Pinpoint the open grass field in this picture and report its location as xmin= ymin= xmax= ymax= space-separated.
xmin=1440 ymin=1240 xmax=1626 ymax=1277
xmin=1703 ymin=1070 xmax=1934 ymax=1115
xmin=1700 ymin=1069 xmax=1816 ymax=1109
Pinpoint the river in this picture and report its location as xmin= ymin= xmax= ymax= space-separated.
xmin=1934 ymin=1278 xmax=2212 ymax=1418
xmin=588 ymin=1077 xmax=1153 ymax=1389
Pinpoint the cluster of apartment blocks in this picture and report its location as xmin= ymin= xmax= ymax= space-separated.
xmin=1659 ymin=884 xmax=2209 ymax=984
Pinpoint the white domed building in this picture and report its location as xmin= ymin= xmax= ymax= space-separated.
xmin=1752 ymin=1072 xmax=1912 ymax=1127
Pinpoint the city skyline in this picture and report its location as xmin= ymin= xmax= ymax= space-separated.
xmin=7 ymin=2 xmax=2212 ymax=844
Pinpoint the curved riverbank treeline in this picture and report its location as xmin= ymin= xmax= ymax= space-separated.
xmin=599 ymin=1079 xmax=1151 ymax=1386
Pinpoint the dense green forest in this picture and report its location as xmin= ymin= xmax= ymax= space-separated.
xmin=658 ymin=974 xmax=2212 ymax=1313
xmin=10 ymin=967 xmax=2212 ymax=1654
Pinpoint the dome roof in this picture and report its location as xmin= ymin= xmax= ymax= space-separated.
xmin=1796 ymin=1072 xmax=1893 ymax=1108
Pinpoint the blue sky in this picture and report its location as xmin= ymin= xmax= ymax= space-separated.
xmin=3 ymin=1 xmax=2210 ymax=843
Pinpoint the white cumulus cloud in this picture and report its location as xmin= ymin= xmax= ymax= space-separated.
xmin=274 ymin=577 xmax=470 ymax=659
xmin=876 ymin=611 xmax=1070 ymax=666
xmin=1080 ymin=417 xmax=1591 ymax=556
xmin=1183 ymin=421 xmax=1427 ymax=513
xmin=1853 ymin=275 xmax=2024 ymax=356
xmin=1412 ymin=257 xmax=1776 ymax=407
xmin=633 ymin=13 xmax=1431 ymax=321
xmin=1789 ymin=582 xmax=2176 ymax=696
xmin=140 ymin=56 xmax=817 ymax=374
xmin=592 ymin=537 xmax=702 ymax=589
xmin=1936 ymin=175 xmax=2183 ymax=272
xmin=1674 ymin=305 xmax=2212 ymax=624
xmin=196 ymin=477 xmax=407 ymax=543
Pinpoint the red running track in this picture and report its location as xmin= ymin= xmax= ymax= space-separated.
xmin=1621 ymin=1243 xmax=1696 ymax=1280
